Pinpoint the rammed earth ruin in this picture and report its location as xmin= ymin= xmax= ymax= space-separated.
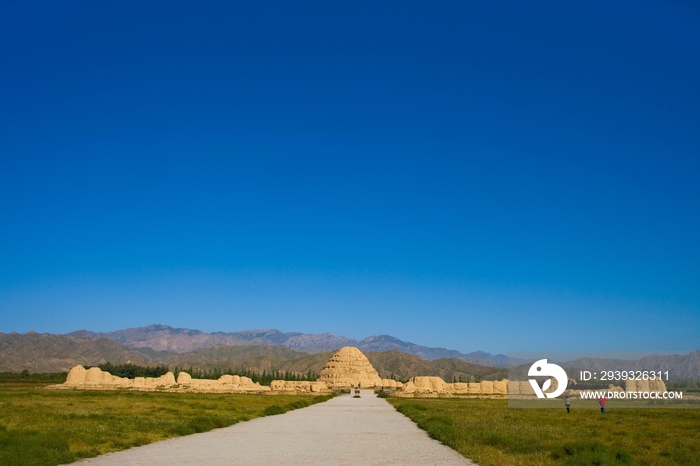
xmin=50 ymin=346 xmax=666 ymax=396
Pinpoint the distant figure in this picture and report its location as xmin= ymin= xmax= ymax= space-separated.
xmin=565 ymin=394 xmax=571 ymax=413
xmin=599 ymin=396 xmax=607 ymax=414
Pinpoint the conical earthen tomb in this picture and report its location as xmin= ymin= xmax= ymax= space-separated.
xmin=319 ymin=346 xmax=383 ymax=388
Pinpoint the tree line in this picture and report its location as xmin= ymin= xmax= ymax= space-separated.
xmin=93 ymin=362 xmax=318 ymax=386
xmin=97 ymin=362 xmax=169 ymax=378
xmin=0 ymin=370 xmax=67 ymax=383
xmin=174 ymin=366 xmax=319 ymax=386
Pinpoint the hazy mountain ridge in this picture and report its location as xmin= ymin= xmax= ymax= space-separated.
xmin=66 ymin=324 xmax=507 ymax=366
xmin=564 ymin=352 xmax=700 ymax=378
xmin=0 ymin=333 xmax=504 ymax=381
xmin=0 ymin=332 xmax=154 ymax=372
xmin=365 ymin=350 xmax=508 ymax=382
xmin=2 ymin=333 xmax=698 ymax=381
xmin=156 ymin=345 xmax=314 ymax=374
xmin=358 ymin=335 xmax=509 ymax=365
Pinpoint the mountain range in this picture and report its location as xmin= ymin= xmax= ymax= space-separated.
xmin=2 ymin=325 xmax=697 ymax=381
xmin=563 ymin=353 xmax=700 ymax=378
xmin=66 ymin=324 xmax=509 ymax=366
xmin=0 ymin=332 xmax=508 ymax=382
xmin=0 ymin=331 xmax=162 ymax=373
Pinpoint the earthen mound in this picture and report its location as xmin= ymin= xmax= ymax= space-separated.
xmin=319 ymin=347 xmax=382 ymax=388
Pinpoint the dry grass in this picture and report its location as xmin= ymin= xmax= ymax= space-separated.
xmin=0 ymin=383 xmax=332 ymax=466
xmin=388 ymin=397 xmax=700 ymax=466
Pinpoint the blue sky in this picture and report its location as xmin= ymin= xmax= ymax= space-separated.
xmin=1 ymin=1 xmax=698 ymax=353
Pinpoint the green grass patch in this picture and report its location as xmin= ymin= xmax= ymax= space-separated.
xmin=0 ymin=383 xmax=333 ymax=466
xmin=388 ymin=398 xmax=700 ymax=466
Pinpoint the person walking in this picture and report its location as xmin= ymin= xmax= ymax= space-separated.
xmin=599 ymin=395 xmax=607 ymax=414
xmin=565 ymin=393 xmax=571 ymax=413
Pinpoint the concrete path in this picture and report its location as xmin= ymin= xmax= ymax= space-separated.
xmin=72 ymin=390 xmax=476 ymax=465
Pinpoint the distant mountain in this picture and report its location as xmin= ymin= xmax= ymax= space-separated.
xmin=564 ymin=352 xmax=700 ymax=379
xmin=0 ymin=332 xmax=155 ymax=372
xmin=506 ymin=351 xmax=700 ymax=381
xmin=157 ymin=345 xmax=312 ymax=373
xmin=3 ymin=332 xmax=698 ymax=382
xmin=365 ymin=350 xmax=508 ymax=382
xmin=0 ymin=333 xmax=504 ymax=381
xmin=358 ymin=335 xmax=510 ymax=366
xmin=67 ymin=325 xmax=353 ymax=354
xmin=66 ymin=324 xmax=507 ymax=366
xmin=157 ymin=347 xmax=509 ymax=382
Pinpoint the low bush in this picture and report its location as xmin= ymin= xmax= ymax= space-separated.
xmin=263 ymin=405 xmax=287 ymax=416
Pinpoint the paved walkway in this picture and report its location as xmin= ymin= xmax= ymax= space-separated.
xmin=72 ymin=390 xmax=476 ymax=465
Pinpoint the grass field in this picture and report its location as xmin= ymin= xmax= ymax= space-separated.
xmin=0 ymin=383 xmax=333 ymax=466
xmin=388 ymin=397 xmax=700 ymax=466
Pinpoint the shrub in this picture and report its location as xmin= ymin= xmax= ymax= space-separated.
xmin=286 ymin=400 xmax=310 ymax=410
xmin=263 ymin=405 xmax=287 ymax=416
xmin=188 ymin=416 xmax=217 ymax=433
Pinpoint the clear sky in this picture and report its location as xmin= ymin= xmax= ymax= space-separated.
xmin=1 ymin=1 xmax=698 ymax=354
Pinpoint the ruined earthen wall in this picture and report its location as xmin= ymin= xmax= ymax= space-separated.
xmin=57 ymin=365 xmax=269 ymax=393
